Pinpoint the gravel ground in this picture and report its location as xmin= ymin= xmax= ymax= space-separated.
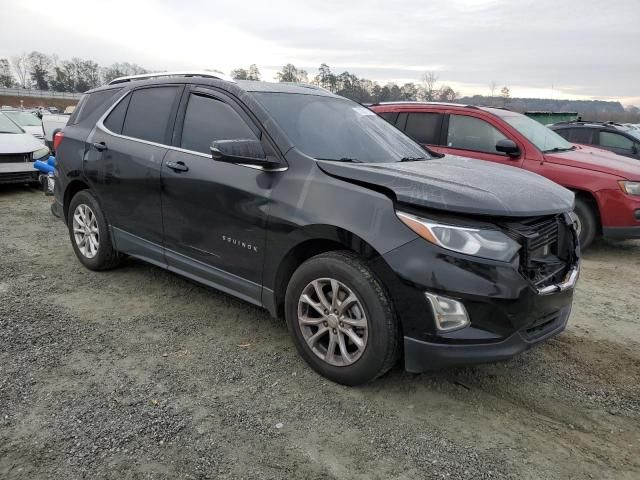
xmin=1 ymin=186 xmax=639 ymax=479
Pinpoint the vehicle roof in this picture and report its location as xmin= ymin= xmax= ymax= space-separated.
xmin=86 ymin=77 xmax=338 ymax=98
xmin=235 ymin=80 xmax=336 ymax=97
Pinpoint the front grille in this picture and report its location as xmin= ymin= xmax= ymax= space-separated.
xmin=0 ymin=153 xmax=31 ymax=164
xmin=502 ymin=214 xmax=577 ymax=290
xmin=0 ymin=171 xmax=38 ymax=184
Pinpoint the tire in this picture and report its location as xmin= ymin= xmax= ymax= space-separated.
xmin=285 ymin=251 xmax=399 ymax=386
xmin=67 ymin=190 xmax=120 ymax=270
xmin=573 ymin=197 xmax=597 ymax=249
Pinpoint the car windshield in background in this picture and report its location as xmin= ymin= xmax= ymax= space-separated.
xmin=253 ymin=92 xmax=429 ymax=163
xmin=623 ymin=127 xmax=640 ymax=141
xmin=498 ymin=112 xmax=574 ymax=152
xmin=0 ymin=113 xmax=25 ymax=134
xmin=3 ymin=111 xmax=42 ymax=127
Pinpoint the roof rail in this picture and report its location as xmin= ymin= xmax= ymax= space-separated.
xmin=552 ymin=120 xmax=624 ymax=127
xmin=107 ymin=70 xmax=235 ymax=85
xmin=368 ymin=101 xmax=477 ymax=109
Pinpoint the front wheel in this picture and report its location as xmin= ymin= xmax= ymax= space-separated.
xmin=285 ymin=251 xmax=399 ymax=386
xmin=572 ymin=197 xmax=597 ymax=249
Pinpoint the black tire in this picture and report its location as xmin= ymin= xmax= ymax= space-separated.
xmin=67 ymin=190 xmax=120 ymax=270
xmin=285 ymin=251 xmax=399 ymax=386
xmin=573 ymin=197 xmax=597 ymax=249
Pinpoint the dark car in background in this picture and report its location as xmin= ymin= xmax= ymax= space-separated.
xmin=550 ymin=121 xmax=640 ymax=160
xmin=52 ymin=72 xmax=579 ymax=385
xmin=371 ymin=102 xmax=640 ymax=248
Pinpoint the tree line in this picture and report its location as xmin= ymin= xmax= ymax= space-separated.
xmin=0 ymin=52 xmax=147 ymax=92
xmin=264 ymin=63 xmax=463 ymax=104
xmin=1 ymin=53 xmax=634 ymax=120
xmin=0 ymin=53 xmax=465 ymax=104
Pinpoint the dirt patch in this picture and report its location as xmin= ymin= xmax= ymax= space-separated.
xmin=1 ymin=187 xmax=638 ymax=479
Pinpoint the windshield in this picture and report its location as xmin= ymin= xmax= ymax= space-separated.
xmin=3 ymin=111 xmax=42 ymax=127
xmin=500 ymin=112 xmax=573 ymax=152
xmin=253 ymin=92 xmax=429 ymax=163
xmin=622 ymin=127 xmax=640 ymax=141
xmin=0 ymin=113 xmax=24 ymax=134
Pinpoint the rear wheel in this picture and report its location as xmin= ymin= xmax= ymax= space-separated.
xmin=67 ymin=190 xmax=120 ymax=270
xmin=285 ymin=251 xmax=399 ymax=386
xmin=572 ymin=197 xmax=597 ymax=249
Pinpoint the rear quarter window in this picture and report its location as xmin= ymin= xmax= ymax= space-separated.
xmin=69 ymin=88 xmax=123 ymax=126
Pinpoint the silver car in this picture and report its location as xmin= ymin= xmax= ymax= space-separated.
xmin=0 ymin=113 xmax=50 ymax=184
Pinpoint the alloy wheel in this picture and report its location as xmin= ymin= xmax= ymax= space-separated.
xmin=72 ymin=204 xmax=100 ymax=259
xmin=297 ymin=278 xmax=368 ymax=367
xmin=571 ymin=212 xmax=583 ymax=237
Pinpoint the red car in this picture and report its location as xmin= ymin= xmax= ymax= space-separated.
xmin=370 ymin=102 xmax=640 ymax=248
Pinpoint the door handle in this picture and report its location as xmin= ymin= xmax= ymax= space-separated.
xmin=166 ymin=160 xmax=189 ymax=172
xmin=92 ymin=142 xmax=107 ymax=152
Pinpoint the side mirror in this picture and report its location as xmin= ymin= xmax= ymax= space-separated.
xmin=632 ymin=144 xmax=639 ymax=155
xmin=210 ymin=139 xmax=283 ymax=170
xmin=496 ymin=139 xmax=520 ymax=158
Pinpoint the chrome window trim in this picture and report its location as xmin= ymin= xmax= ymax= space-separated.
xmin=96 ymin=89 xmax=288 ymax=172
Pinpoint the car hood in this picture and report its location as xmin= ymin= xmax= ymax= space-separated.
xmin=317 ymin=155 xmax=574 ymax=217
xmin=544 ymin=145 xmax=640 ymax=179
xmin=0 ymin=133 xmax=43 ymax=154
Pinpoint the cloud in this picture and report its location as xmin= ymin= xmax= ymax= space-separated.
xmin=1 ymin=0 xmax=638 ymax=103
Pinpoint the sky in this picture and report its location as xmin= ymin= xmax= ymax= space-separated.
xmin=1 ymin=0 xmax=638 ymax=105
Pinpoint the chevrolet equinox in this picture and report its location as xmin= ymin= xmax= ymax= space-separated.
xmin=52 ymin=72 xmax=580 ymax=385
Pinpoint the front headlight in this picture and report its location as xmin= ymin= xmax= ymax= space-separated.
xmin=32 ymin=146 xmax=50 ymax=160
xmin=619 ymin=181 xmax=640 ymax=196
xmin=397 ymin=211 xmax=521 ymax=262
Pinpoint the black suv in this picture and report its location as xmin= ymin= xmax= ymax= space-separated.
xmin=52 ymin=72 xmax=580 ymax=385
xmin=550 ymin=121 xmax=640 ymax=160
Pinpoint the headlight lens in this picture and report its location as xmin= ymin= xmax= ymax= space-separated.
xmin=619 ymin=181 xmax=640 ymax=195
xmin=397 ymin=211 xmax=521 ymax=262
xmin=32 ymin=146 xmax=50 ymax=160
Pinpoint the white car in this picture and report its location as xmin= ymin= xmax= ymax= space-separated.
xmin=0 ymin=113 xmax=50 ymax=184
xmin=41 ymin=113 xmax=70 ymax=150
xmin=0 ymin=110 xmax=46 ymax=143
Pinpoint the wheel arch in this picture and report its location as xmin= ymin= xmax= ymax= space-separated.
xmin=63 ymin=179 xmax=91 ymax=222
xmin=570 ymin=188 xmax=602 ymax=235
xmin=265 ymin=225 xmax=387 ymax=319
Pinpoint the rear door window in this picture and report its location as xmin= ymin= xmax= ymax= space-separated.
xmin=446 ymin=114 xmax=508 ymax=154
xmin=404 ymin=112 xmax=443 ymax=145
xmin=179 ymin=93 xmax=258 ymax=154
xmin=120 ymin=86 xmax=181 ymax=144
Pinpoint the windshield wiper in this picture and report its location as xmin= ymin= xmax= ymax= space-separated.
xmin=317 ymin=157 xmax=363 ymax=163
xmin=543 ymin=146 xmax=576 ymax=153
xmin=399 ymin=156 xmax=426 ymax=162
